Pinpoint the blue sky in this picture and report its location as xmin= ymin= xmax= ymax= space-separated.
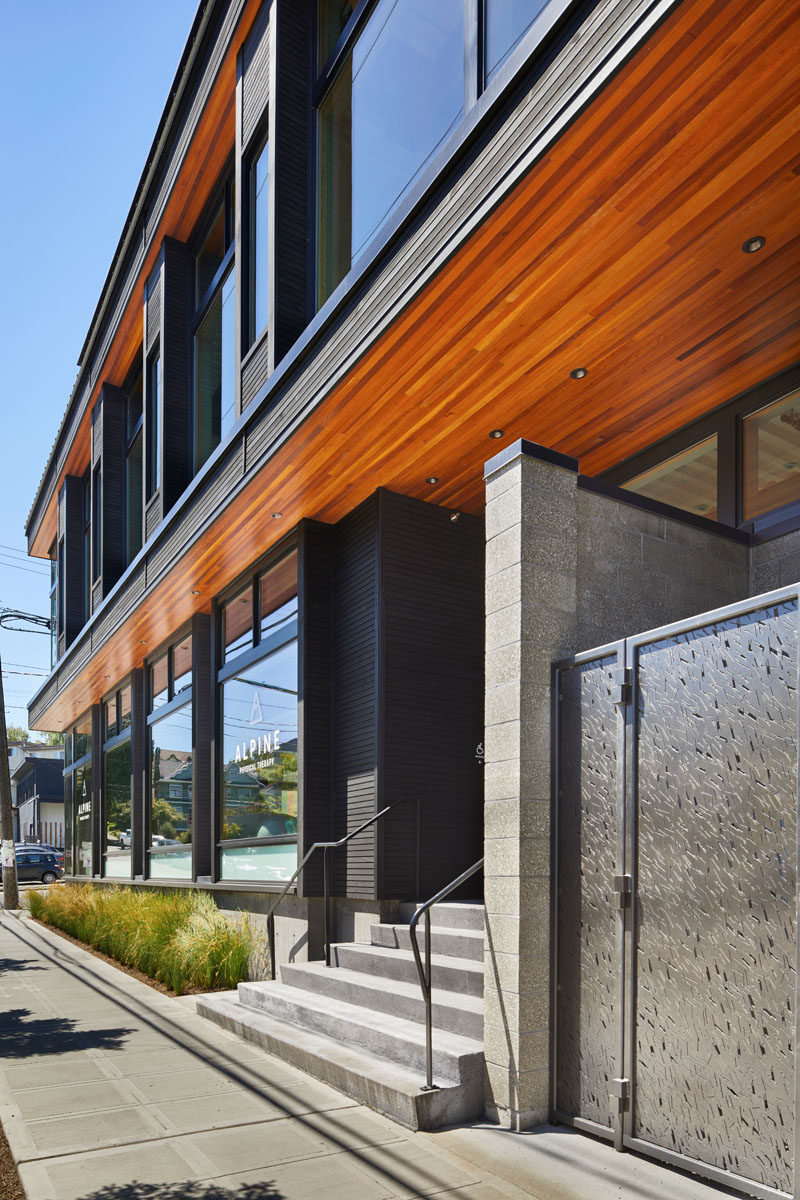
xmin=0 ymin=0 xmax=197 ymax=733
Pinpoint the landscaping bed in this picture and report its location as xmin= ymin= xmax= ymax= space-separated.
xmin=27 ymin=884 xmax=261 ymax=995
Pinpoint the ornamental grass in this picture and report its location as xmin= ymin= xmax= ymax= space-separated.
xmin=27 ymin=884 xmax=258 ymax=994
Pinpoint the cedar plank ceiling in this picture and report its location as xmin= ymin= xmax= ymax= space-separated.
xmin=34 ymin=0 xmax=800 ymax=728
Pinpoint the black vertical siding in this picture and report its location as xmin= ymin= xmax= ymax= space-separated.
xmin=99 ymin=384 xmax=126 ymax=593
xmin=331 ymin=495 xmax=379 ymax=898
xmin=61 ymin=477 xmax=84 ymax=648
xmin=162 ymin=238 xmax=193 ymax=512
xmin=130 ymin=669 xmax=146 ymax=879
xmin=377 ymin=491 xmax=484 ymax=899
xmin=272 ymin=0 xmax=312 ymax=364
xmin=297 ymin=519 xmax=334 ymax=896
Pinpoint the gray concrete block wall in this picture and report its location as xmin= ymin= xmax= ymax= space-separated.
xmin=751 ymin=528 xmax=800 ymax=595
xmin=576 ymin=487 xmax=751 ymax=649
xmin=482 ymin=443 xmax=755 ymax=1132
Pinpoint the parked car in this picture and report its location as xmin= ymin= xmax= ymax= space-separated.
xmin=119 ymin=830 xmax=132 ymax=849
xmin=2 ymin=850 xmax=63 ymax=884
xmin=151 ymin=835 xmax=180 ymax=847
xmin=15 ymin=843 xmax=64 ymax=869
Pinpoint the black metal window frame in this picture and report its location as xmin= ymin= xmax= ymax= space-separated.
xmin=48 ymin=542 xmax=58 ymax=667
xmin=123 ymin=356 xmax=144 ymax=567
xmin=214 ymin=539 xmax=299 ymax=866
xmin=311 ymin=0 xmax=574 ymax=307
xmin=603 ymin=364 xmax=800 ymax=539
xmin=63 ymin=710 xmax=94 ymax=878
xmin=91 ymin=463 xmax=102 ymax=585
xmin=81 ymin=472 xmax=91 ymax=622
xmin=145 ymin=346 xmax=161 ymax=501
xmin=245 ymin=123 xmax=269 ymax=352
xmin=101 ymin=679 xmax=134 ymax=880
xmin=190 ymin=168 xmax=236 ymax=476
xmin=145 ymin=626 xmax=194 ymax=871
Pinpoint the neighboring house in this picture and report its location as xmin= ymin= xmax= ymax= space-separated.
xmin=22 ymin=1 xmax=799 ymax=1196
xmin=7 ymin=741 xmax=64 ymax=841
xmin=10 ymin=755 xmax=65 ymax=849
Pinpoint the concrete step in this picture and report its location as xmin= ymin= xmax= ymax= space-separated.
xmin=371 ymin=922 xmax=485 ymax=962
xmin=196 ymin=990 xmax=483 ymax=1130
xmin=237 ymin=980 xmax=481 ymax=1084
xmin=331 ymin=941 xmax=484 ymax=997
xmin=397 ymin=901 xmax=485 ymax=932
xmin=278 ymin=961 xmax=484 ymax=1040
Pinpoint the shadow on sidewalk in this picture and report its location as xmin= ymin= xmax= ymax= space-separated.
xmin=0 ymin=956 xmax=45 ymax=973
xmin=78 ymin=1183 xmax=284 ymax=1199
xmin=0 ymin=1009 xmax=134 ymax=1057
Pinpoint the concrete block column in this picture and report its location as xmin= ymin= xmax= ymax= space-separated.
xmin=483 ymin=440 xmax=578 ymax=1130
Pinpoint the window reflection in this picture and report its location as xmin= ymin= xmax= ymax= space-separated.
xmin=742 ymin=390 xmax=800 ymax=521
xmin=485 ymin=0 xmax=551 ymax=81
xmin=149 ymin=704 xmax=193 ymax=879
xmin=220 ymin=642 xmax=298 ymax=879
xmin=317 ymin=0 xmax=464 ymax=306
xmin=622 ymin=436 xmax=718 ymax=519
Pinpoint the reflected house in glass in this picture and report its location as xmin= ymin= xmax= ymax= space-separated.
xmin=23 ymin=0 xmax=800 ymax=1154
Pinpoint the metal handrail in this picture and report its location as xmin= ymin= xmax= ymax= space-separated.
xmin=265 ymin=804 xmax=392 ymax=978
xmin=408 ymin=856 xmax=484 ymax=1090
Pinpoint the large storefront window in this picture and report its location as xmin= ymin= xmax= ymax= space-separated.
xmin=316 ymin=0 xmax=464 ymax=306
xmin=103 ymin=683 xmax=133 ymax=879
xmin=218 ymin=550 xmax=298 ymax=883
xmin=64 ymin=713 xmax=93 ymax=877
xmin=147 ymin=633 xmax=193 ymax=879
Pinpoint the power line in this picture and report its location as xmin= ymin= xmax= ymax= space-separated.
xmin=0 ymin=558 xmax=50 ymax=578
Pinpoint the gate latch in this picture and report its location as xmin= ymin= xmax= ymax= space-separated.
xmin=609 ymin=1077 xmax=630 ymax=1114
xmin=611 ymin=668 xmax=631 ymax=706
xmin=612 ymin=874 xmax=632 ymax=909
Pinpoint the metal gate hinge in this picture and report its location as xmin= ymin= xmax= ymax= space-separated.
xmin=612 ymin=874 xmax=632 ymax=908
xmin=611 ymin=668 xmax=632 ymax=706
xmin=609 ymin=1077 xmax=630 ymax=1114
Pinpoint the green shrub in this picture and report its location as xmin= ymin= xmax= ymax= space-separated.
xmin=27 ymin=885 xmax=259 ymax=994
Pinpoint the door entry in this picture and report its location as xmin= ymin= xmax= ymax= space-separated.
xmin=553 ymin=589 xmax=799 ymax=1200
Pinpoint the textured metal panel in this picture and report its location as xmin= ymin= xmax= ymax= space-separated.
xmin=632 ymin=600 xmax=798 ymax=1195
xmin=555 ymin=653 xmax=619 ymax=1129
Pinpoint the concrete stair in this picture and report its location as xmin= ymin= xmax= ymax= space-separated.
xmin=197 ymin=900 xmax=485 ymax=1130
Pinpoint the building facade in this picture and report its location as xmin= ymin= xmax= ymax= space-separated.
xmin=25 ymin=0 xmax=800 ymax=1190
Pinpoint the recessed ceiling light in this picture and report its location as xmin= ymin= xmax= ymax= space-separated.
xmin=742 ymin=235 xmax=765 ymax=254
xmin=426 ymin=476 xmax=439 ymax=485
xmin=450 ymin=511 xmax=461 ymax=523
xmin=271 ymin=512 xmax=282 ymax=519
xmin=139 ymin=639 xmax=146 ymax=645
xmin=570 ymin=367 xmax=588 ymax=380
xmin=489 ymin=429 xmax=504 ymax=439
xmin=191 ymin=589 xmax=200 ymax=595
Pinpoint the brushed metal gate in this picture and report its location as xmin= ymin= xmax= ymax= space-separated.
xmin=553 ymin=586 xmax=799 ymax=1200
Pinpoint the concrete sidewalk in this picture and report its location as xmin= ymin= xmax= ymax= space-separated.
xmin=0 ymin=910 xmax=740 ymax=1200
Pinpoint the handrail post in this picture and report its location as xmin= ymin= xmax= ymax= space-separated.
xmin=324 ymin=845 xmax=331 ymax=967
xmin=267 ymin=910 xmax=276 ymax=981
xmin=424 ymin=909 xmax=433 ymax=1089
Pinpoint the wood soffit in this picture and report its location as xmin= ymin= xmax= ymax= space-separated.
xmin=32 ymin=0 xmax=800 ymax=729
xmin=29 ymin=0 xmax=262 ymax=561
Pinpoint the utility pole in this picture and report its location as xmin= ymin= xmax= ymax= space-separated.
xmin=0 ymin=659 xmax=19 ymax=909
xmin=0 ymin=607 xmax=52 ymax=910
